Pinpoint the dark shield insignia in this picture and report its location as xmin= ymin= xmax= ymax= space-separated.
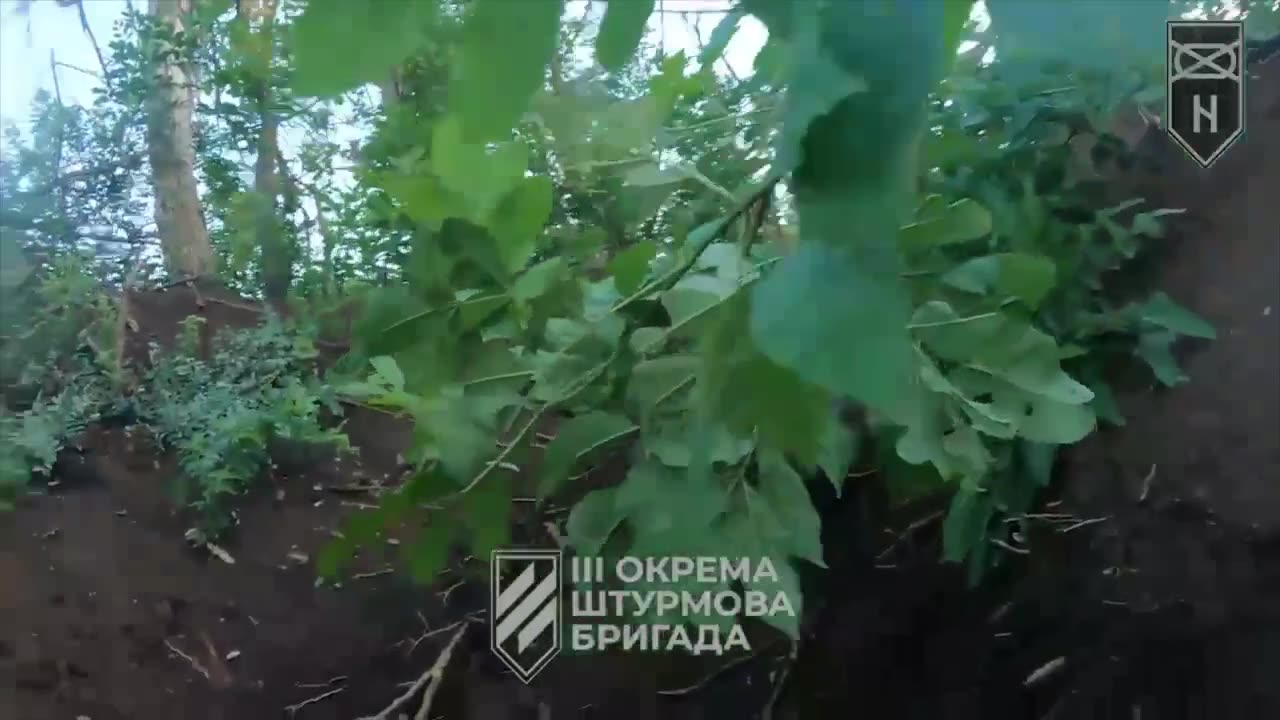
xmin=1167 ymin=21 xmax=1246 ymax=168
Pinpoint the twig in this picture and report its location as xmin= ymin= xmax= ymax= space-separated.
xmin=1138 ymin=463 xmax=1157 ymax=503
xmin=1024 ymin=656 xmax=1066 ymax=687
xmin=761 ymin=649 xmax=797 ymax=720
xmin=164 ymin=639 xmax=210 ymax=679
xmin=352 ymin=568 xmax=394 ymax=580
xmin=404 ymin=619 xmax=465 ymax=657
xmin=295 ymin=675 xmax=347 ymax=689
xmin=73 ymin=0 xmax=113 ymax=93
xmin=874 ymin=510 xmax=944 ymax=561
xmin=356 ymin=623 xmax=469 ymax=720
xmin=205 ymin=541 xmax=236 ymax=564
xmin=437 ymin=580 xmax=464 ymax=604
xmin=1057 ymin=516 xmax=1110 ymax=534
xmin=991 ymin=538 xmax=1030 ymax=555
xmin=285 ymin=686 xmax=344 ymax=717
xmin=656 ymin=643 xmax=769 ymax=696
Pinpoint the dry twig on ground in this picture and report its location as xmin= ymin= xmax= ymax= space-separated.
xmin=357 ymin=622 xmax=469 ymax=720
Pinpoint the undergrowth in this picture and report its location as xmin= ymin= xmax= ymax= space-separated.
xmin=0 ymin=298 xmax=350 ymax=534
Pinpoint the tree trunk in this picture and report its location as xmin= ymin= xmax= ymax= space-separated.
xmin=145 ymin=0 xmax=215 ymax=279
xmin=242 ymin=0 xmax=292 ymax=302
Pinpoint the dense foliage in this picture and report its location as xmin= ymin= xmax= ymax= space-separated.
xmin=4 ymin=0 xmax=1276 ymax=645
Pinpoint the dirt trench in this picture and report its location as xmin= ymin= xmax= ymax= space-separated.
xmin=3 ymin=67 xmax=1279 ymax=720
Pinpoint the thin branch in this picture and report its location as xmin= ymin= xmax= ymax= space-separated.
xmin=355 ymin=623 xmax=469 ymax=720
xmin=285 ymin=686 xmax=345 ymax=717
xmin=74 ymin=0 xmax=114 ymax=93
xmin=55 ymin=60 xmax=100 ymax=78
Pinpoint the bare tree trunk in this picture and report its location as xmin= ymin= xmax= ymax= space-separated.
xmin=145 ymin=0 xmax=215 ymax=279
xmin=242 ymin=0 xmax=292 ymax=302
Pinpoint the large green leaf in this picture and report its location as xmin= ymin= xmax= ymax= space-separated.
xmin=986 ymin=0 xmax=1174 ymax=80
xmin=431 ymin=117 xmax=529 ymax=223
xmin=756 ymin=450 xmax=825 ymax=568
xmin=698 ymin=9 xmax=743 ymax=69
xmin=1138 ymin=292 xmax=1216 ymax=340
xmin=747 ymin=0 xmax=953 ymax=424
xmin=609 ymin=241 xmax=658 ymax=296
xmin=703 ymin=291 xmax=831 ymax=464
xmin=565 ymin=487 xmax=624 ymax=556
xmin=752 ymin=242 xmax=918 ymax=421
xmin=490 ymin=177 xmax=554 ymax=275
xmin=897 ymin=198 xmax=993 ymax=253
xmin=539 ymin=412 xmax=638 ymax=497
xmin=290 ymin=0 xmax=434 ymax=97
xmin=454 ymin=0 xmax=565 ymax=143
xmin=941 ymin=252 xmax=1058 ymax=309
xmin=460 ymin=472 xmax=513 ymax=558
xmin=596 ymin=0 xmax=655 ymax=72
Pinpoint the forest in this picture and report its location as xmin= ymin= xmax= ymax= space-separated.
xmin=2 ymin=1 xmax=1279 ymax=718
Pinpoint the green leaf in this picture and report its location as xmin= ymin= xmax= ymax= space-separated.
xmin=629 ymin=327 xmax=667 ymax=355
xmin=817 ymin=419 xmax=859 ymax=496
xmin=661 ymin=287 xmax=723 ymax=336
xmin=1135 ymin=330 xmax=1189 ymax=387
xmin=596 ymin=0 xmax=656 ymax=72
xmin=747 ymin=0 xmax=951 ymax=425
xmin=1018 ymin=441 xmax=1056 ymax=489
xmin=460 ymin=473 xmax=513 ymax=558
xmin=490 ymin=176 xmax=553 ymax=275
xmin=703 ymin=291 xmax=831 ymax=464
xmin=942 ymin=485 xmax=993 ymax=564
xmin=539 ymin=412 xmax=638 ymax=497
xmin=513 ymin=257 xmax=568 ymax=302
xmin=767 ymin=4 xmax=869 ymax=172
xmin=456 ymin=294 xmax=509 ymax=330
xmin=1138 ymin=292 xmax=1216 ymax=340
xmin=454 ymin=0 xmax=564 ymax=143
xmin=626 ymin=355 xmax=698 ymax=417
xmin=565 ymin=487 xmax=624 ymax=556
xmin=615 ymin=461 xmax=729 ymax=534
xmin=986 ymin=0 xmax=1173 ymax=79
xmin=756 ymin=450 xmax=825 ymax=567
xmin=406 ymin=518 xmax=455 ymax=586
xmin=1018 ymin=396 xmax=1097 ymax=444
xmin=290 ymin=0 xmax=433 ymax=97
xmin=369 ymin=356 xmax=405 ymax=391
xmin=897 ymin=199 xmax=993 ymax=253
xmin=609 ymin=241 xmax=657 ymax=296
xmin=698 ymin=9 xmax=742 ymax=69
xmin=942 ymin=0 xmax=976 ymax=62
xmin=431 ymin=117 xmax=529 ymax=222
xmin=752 ymin=243 xmax=917 ymax=422
xmin=941 ymin=253 xmax=1057 ymax=309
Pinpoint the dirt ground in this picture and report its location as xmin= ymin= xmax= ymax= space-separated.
xmin=3 ymin=66 xmax=1278 ymax=720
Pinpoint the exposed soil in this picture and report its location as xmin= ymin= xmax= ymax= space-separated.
xmin=3 ymin=64 xmax=1278 ymax=720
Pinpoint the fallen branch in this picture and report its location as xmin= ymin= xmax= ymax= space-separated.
xmin=357 ymin=623 xmax=469 ymax=720
xmin=285 ymin=686 xmax=344 ymax=717
xmin=164 ymin=638 xmax=210 ymax=680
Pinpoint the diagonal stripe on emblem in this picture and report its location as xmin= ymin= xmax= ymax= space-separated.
xmin=496 ymin=562 xmax=536 ymax=617
xmin=495 ymin=570 xmax=557 ymax=646
xmin=516 ymin=597 xmax=557 ymax=652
